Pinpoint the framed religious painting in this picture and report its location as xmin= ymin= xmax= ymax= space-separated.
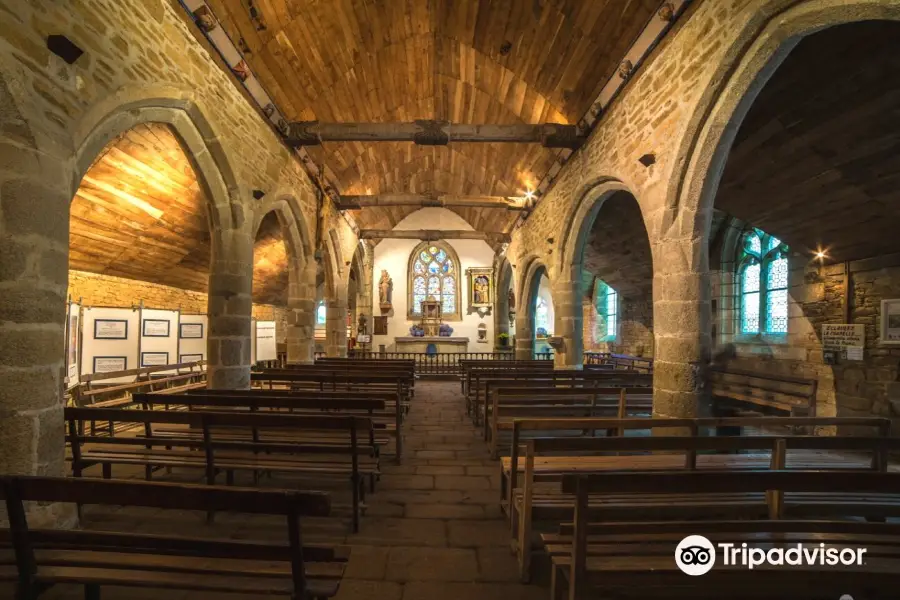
xmin=466 ymin=267 xmax=493 ymax=310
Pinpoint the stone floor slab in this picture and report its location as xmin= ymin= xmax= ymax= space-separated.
xmin=385 ymin=546 xmax=479 ymax=581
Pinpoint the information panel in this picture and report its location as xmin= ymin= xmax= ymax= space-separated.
xmin=256 ymin=320 xmax=277 ymax=361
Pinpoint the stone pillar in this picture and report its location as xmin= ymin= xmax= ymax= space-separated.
xmin=514 ymin=310 xmax=533 ymax=360
xmin=0 ymin=161 xmax=69 ymax=479
xmin=551 ymin=271 xmax=584 ymax=370
xmin=356 ymin=260 xmax=374 ymax=347
xmin=286 ymin=258 xmax=316 ymax=364
xmin=652 ymin=237 xmax=710 ymax=419
xmin=494 ymin=286 xmax=510 ymax=350
xmin=325 ymin=290 xmax=348 ymax=358
xmin=207 ymin=228 xmax=254 ymax=389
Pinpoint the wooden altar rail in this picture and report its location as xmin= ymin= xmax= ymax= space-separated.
xmin=346 ymin=351 xmax=549 ymax=375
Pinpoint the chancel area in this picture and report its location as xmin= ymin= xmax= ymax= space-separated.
xmin=4 ymin=1 xmax=900 ymax=599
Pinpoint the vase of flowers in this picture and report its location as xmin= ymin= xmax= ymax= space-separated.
xmin=439 ymin=323 xmax=453 ymax=337
xmin=409 ymin=324 xmax=425 ymax=337
xmin=497 ymin=332 xmax=510 ymax=347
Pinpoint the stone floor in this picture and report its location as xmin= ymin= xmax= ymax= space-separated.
xmin=10 ymin=381 xmax=548 ymax=600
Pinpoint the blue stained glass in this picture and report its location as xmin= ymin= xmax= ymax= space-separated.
xmin=442 ymin=295 xmax=455 ymax=314
xmin=410 ymin=243 xmax=459 ymax=316
xmin=442 ymin=263 xmax=449 ymax=273
xmin=745 ymin=233 xmax=762 ymax=255
xmin=429 ymin=261 xmax=439 ymax=273
xmin=428 ymin=276 xmax=440 ymax=295
xmin=741 ymin=263 xmax=761 ymax=334
xmin=316 ymin=303 xmax=326 ymax=325
xmin=742 ymin=262 xmax=760 ymax=293
xmin=767 ymin=256 xmax=788 ymax=289
xmin=420 ymin=251 xmax=430 ymax=262
xmin=766 ymin=235 xmax=783 ymax=253
xmin=535 ymin=298 xmax=549 ymax=331
xmin=413 ymin=294 xmax=426 ymax=313
xmin=435 ymin=249 xmax=447 ymax=262
xmin=428 ymin=246 xmax=438 ymax=255
xmin=766 ymin=289 xmax=788 ymax=333
xmin=414 ymin=261 xmax=425 ymax=274
xmin=443 ymin=276 xmax=455 ymax=292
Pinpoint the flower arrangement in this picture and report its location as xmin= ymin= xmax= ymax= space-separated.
xmin=439 ymin=323 xmax=454 ymax=337
xmin=535 ymin=327 xmax=549 ymax=339
xmin=497 ymin=332 xmax=510 ymax=346
xmin=409 ymin=324 xmax=425 ymax=337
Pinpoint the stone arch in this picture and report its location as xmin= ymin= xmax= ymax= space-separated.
xmin=514 ymin=256 xmax=550 ymax=359
xmin=669 ymin=0 xmax=900 ymax=253
xmin=558 ymin=178 xmax=636 ymax=279
xmin=493 ymin=256 xmax=516 ymax=349
xmin=72 ymin=93 xmax=241 ymax=234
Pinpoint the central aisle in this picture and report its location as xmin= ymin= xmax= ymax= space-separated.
xmin=335 ymin=380 xmax=544 ymax=600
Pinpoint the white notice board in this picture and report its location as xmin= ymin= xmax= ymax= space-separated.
xmin=256 ymin=320 xmax=277 ymax=361
xmin=822 ymin=323 xmax=865 ymax=360
xmin=140 ymin=308 xmax=180 ymax=374
xmin=178 ymin=314 xmax=208 ymax=372
xmin=81 ymin=307 xmax=140 ymax=384
xmin=65 ymin=302 xmax=81 ymax=389
xmin=250 ymin=319 xmax=257 ymax=364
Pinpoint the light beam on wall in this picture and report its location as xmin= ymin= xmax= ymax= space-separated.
xmin=81 ymin=175 xmax=164 ymax=219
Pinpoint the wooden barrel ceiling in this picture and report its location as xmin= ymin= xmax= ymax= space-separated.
xmin=70 ymin=123 xmax=212 ymax=292
xmin=70 ymin=122 xmax=292 ymax=306
xmin=206 ymin=0 xmax=660 ymax=233
xmin=716 ymin=20 xmax=900 ymax=263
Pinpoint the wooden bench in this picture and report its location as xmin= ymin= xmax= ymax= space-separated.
xmin=549 ymin=470 xmax=900 ymax=599
xmin=314 ymin=358 xmax=417 ymax=394
xmin=475 ymin=371 xmax=652 ymax=428
xmin=148 ymin=389 xmax=405 ymax=461
xmin=70 ymin=360 xmax=207 ymax=408
xmin=488 ymin=387 xmax=653 ymax=458
xmin=253 ymin=370 xmax=413 ymax=411
xmin=505 ymin=416 xmax=895 ymax=579
xmin=710 ymin=367 xmax=818 ymax=425
xmin=460 ymin=360 xmax=554 ymax=397
xmin=0 ymin=475 xmax=346 ymax=599
xmin=585 ymin=352 xmax=653 ymax=373
xmin=65 ymin=407 xmax=376 ymax=532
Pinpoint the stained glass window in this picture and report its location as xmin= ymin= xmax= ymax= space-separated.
xmin=409 ymin=241 xmax=459 ymax=318
xmin=594 ymin=280 xmax=618 ymax=341
xmin=316 ymin=302 xmax=326 ymax=325
xmin=535 ymin=298 xmax=550 ymax=331
xmin=738 ymin=228 xmax=789 ymax=335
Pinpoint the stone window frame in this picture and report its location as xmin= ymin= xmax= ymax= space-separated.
xmin=315 ymin=301 xmax=326 ymax=326
xmin=407 ymin=240 xmax=462 ymax=321
xmin=593 ymin=278 xmax=618 ymax=342
xmin=736 ymin=227 xmax=790 ymax=339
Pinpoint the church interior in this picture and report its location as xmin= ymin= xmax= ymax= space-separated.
xmin=2 ymin=0 xmax=900 ymax=598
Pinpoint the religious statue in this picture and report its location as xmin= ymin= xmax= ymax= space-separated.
xmin=357 ymin=313 xmax=368 ymax=336
xmin=507 ymin=288 xmax=516 ymax=311
xmin=378 ymin=270 xmax=393 ymax=311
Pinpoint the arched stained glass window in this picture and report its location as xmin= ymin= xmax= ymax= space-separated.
xmin=316 ymin=302 xmax=326 ymax=325
xmin=738 ymin=228 xmax=789 ymax=335
xmin=535 ymin=297 xmax=550 ymax=332
xmin=408 ymin=241 xmax=460 ymax=320
xmin=594 ymin=279 xmax=618 ymax=341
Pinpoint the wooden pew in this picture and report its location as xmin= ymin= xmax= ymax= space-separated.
xmin=147 ymin=389 xmax=405 ymax=461
xmin=65 ymin=407 xmax=376 ymax=532
xmin=709 ymin=366 xmax=818 ymax=424
xmin=488 ymin=386 xmax=653 ymax=458
xmin=70 ymin=360 xmax=207 ymax=407
xmin=314 ymin=358 xmax=417 ymax=395
xmin=460 ymin=360 xmax=554 ymax=397
xmin=550 ymin=470 xmax=900 ymax=600
xmin=505 ymin=416 xmax=894 ymax=579
xmin=475 ymin=371 xmax=652 ymax=428
xmin=253 ymin=370 xmax=413 ymax=411
xmin=0 ymin=475 xmax=346 ymax=599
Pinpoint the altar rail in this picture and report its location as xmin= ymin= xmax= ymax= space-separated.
xmin=345 ymin=351 xmax=553 ymax=375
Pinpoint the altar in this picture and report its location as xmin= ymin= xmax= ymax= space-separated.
xmin=394 ymin=336 xmax=469 ymax=354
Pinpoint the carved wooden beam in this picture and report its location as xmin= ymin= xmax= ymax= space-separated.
xmin=358 ymin=229 xmax=511 ymax=244
xmin=338 ymin=194 xmax=527 ymax=210
xmin=286 ymin=120 xmax=586 ymax=149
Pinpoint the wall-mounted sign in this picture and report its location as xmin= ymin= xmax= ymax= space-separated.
xmin=179 ymin=323 xmax=204 ymax=339
xmin=822 ymin=323 xmax=865 ymax=361
xmin=94 ymin=319 xmax=128 ymax=340
xmin=142 ymin=319 xmax=171 ymax=337
xmin=94 ymin=356 xmax=127 ymax=373
xmin=141 ymin=352 xmax=169 ymax=367
xmin=179 ymin=353 xmax=203 ymax=364
xmin=357 ymin=334 xmax=371 ymax=344
xmin=881 ymin=299 xmax=900 ymax=346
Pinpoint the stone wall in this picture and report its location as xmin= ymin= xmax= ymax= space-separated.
xmin=0 ymin=0 xmax=357 ymax=478
xmin=583 ymin=296 xmax=654 ymax=358
xmin=67 ymin=270 xmax=289 ymax=342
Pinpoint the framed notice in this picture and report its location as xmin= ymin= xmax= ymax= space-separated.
xmin=94 ymin=319 xmax=128 ymax=340
xmin=881 ymin=299 xmax=900 ymax=345
xmin=373 ymin=316 xmax=388 ymax=335
xmin=179 ymin=353 xmax=203 ymax=364
xmin=142 ymin=319 xmax=171 ymax=338
xmin=94 ymin=356 xmax=126 ymax=373
xmin=179 ymin=322 xmax=204 ymax=339
xmin=141 ymin=352 xmax=169 ymax=367
xmin=357 ymin=334 xmax=371 ymax=344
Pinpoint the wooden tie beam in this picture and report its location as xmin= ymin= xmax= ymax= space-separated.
xmin=337 ymin=194 xmax=529 ymax=211
xmin=358 ymin=229 xmax=511 ymax=244
xmin=286 ymin=120 xmax=586 ymax=149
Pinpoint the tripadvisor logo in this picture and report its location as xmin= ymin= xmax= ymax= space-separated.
xmin=675 ymin=535 xmax=867 ymax=579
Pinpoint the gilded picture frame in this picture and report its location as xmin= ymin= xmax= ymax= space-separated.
xmin=466 ymin=267 xmax=494 ymax=310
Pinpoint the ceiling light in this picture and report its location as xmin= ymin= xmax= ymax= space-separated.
xmin=815 ymin=249 xmax=827 ymax=260
xmin=524 ymin=189 xmax=535 ymax=201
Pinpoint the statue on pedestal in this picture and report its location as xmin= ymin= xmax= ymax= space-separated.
xmin=378 ymin=270 xmax=393 ymax=312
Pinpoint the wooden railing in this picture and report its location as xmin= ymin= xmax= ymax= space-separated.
xmin=345 ymin=350 xmax=549 ymax=375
